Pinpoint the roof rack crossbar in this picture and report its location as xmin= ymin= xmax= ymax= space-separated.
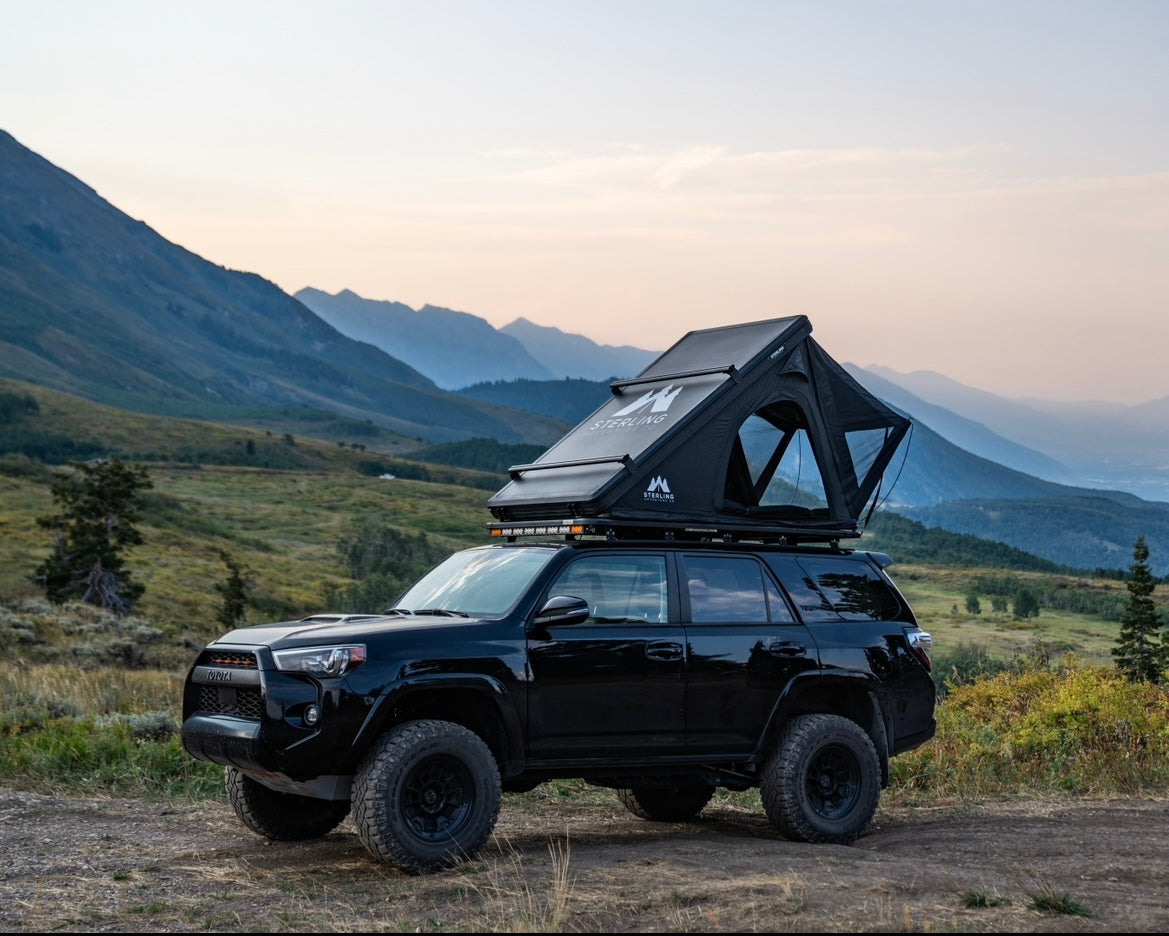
xmin=508 ymin=453 xmax=634 ymax=480
xmin=610 ymin=364 xmax=738 ymax=393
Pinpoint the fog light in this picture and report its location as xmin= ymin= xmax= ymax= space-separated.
xmin=304 ymin=704 xmax=321 ymax=726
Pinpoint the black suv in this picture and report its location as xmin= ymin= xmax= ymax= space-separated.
xmin=181 ymin=532 xmax=934 ymax=873
xmin=181 ymin=315 xmax=936 ymax=873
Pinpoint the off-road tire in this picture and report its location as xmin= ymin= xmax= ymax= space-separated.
xmin=224 ymin=766 xmax=351 ymax=841
xmin=759 ymin=713 xmax=881 ymax=845
xmin=352 ymin=719 xmax=502 ymax=874
xmin=616 ymin=783 xmax=715 ymax=822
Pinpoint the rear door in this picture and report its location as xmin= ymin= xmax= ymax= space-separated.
xmin=679 ymin=551 xmax=820 ymax=754
xmin=763 ymin=552 xmax=936 ymax=749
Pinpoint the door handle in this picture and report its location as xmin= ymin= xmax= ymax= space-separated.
xmin=767 ymin=640 xmax=806 ymax=657
xmin=645 ymin=641 xmax=684 ymax=662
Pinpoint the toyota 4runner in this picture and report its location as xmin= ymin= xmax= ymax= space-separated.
xmin=181 ymin=315 xmax=937 ymax=872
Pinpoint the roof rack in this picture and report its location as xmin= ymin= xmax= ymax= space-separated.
xmin=485 ymin=516 xmax=858 ymax=548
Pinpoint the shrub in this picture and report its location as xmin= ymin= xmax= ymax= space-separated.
xmin=893 ymin=657 xmax=1169 ymax=796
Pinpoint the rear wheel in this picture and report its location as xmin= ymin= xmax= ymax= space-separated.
xmin=760 ymin=713 xmax=880 ymax=845
xmin=224 ymin=767 xmax=351 ymax=841
xmin=352 ymin=719 xmax=502 ymax=874
xmin=616 ymin=782 xmax=715 ymax=822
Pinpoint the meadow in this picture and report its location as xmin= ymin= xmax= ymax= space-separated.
xmin=3 ymin=394 xmax=1169 ymax=932
xmin=1 ymin=429 xmax=1166 ymax=801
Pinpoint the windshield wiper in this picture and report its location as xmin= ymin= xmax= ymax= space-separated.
xmin=403 ymin=608 xmax=470 ymax=617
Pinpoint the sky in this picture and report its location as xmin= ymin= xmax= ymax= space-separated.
xmin=4 ymin=1 xmax=1168 ymax=405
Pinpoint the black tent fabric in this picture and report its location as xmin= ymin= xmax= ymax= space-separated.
xmin=487 ymin=316 xmax=910 ymax=542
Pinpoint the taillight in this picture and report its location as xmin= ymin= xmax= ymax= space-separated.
xmin=907 ymin=628 xmax=933 ymax=672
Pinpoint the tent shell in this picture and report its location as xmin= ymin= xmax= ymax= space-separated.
xmin=486 ymin=315 xmax=910 ymax=544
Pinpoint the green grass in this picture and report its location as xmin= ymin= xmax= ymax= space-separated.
xmin=1 ymin=461 xmax=497 ymax=655
xmin=893 ymin=564 xmax=1129 ymax=667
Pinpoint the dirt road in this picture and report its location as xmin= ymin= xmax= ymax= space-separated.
xmin=2 ymin=789 xmax=1166 ymax=932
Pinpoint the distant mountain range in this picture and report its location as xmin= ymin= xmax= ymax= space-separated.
xmin=295 ymin=287 xmax=659 ymax=388
xmin=294 ymin=288 xmax=556 ymax=387
xmin=860 ymin=365 xmax=1169 ymax=503
xmin=2 ymin=126 xmax=1167 ymax=574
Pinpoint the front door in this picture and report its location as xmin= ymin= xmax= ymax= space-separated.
xmin=525 ymin=551 xmax=686 ymax=759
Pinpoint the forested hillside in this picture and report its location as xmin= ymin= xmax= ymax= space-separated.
xmin=455 ymin=377 xmax=612 ymax=423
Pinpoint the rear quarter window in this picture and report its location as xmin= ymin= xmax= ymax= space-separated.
xmin=769 ymin=555 xmax=902 ymax=622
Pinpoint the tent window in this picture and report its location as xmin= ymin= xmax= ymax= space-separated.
xmin=845 ymin=427 xmax=888 ymax=488
xmin=731 ymin=413 xmax=827 ymax=511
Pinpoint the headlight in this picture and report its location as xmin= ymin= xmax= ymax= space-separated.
xmin=272 ymin=644 xmax=367 ymax=676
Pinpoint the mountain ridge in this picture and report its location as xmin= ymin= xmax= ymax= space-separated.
xmin=0 ymin=129 xmax=566 ymax=447
xmin=294 ymin=287 xmax=558 ymax=389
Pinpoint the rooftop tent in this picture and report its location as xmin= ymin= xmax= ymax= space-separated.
xmin=487 ymin=315 xmax=911 ymax=542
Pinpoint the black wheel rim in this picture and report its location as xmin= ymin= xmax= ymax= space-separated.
xmin=400 ymin=755 xmax=474 ymax=844
xmin=804 ymin=743 xmax=860 ymax=820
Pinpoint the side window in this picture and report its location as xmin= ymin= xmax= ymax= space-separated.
xmin=683 ymin=555 xmax=791 ymax=623
xmin=547 ymin=554 xmax=667 ymax=624
xmin=770 ymin=555 xmax=902 ymax=622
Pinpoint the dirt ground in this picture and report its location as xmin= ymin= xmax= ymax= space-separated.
xmin=1 ymin=789 xmax=1167 ymax=933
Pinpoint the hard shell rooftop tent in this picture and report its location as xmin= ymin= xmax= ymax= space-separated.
xmin=487 ymin=315 xmax=910 ymax=543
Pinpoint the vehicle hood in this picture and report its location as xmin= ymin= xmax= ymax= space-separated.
xmin=211 ymin=612 xmax=485 ymax=648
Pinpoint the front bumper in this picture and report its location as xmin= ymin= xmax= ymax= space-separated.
xmin=181 ymin=713 xmax=275 ymax=772
xmin=180 ymin=643 xmax=371 ymax=780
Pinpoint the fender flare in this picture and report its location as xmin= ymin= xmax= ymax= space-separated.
xmin=352 ymin=673 xmax=526 ymax=775
xmin=755 ymin=669 xmax=892 ymax=772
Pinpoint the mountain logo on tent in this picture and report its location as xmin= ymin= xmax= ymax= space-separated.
xmin=644 ymin=476 xmax=675 ymax=503
xmin=587 ymin=384 xmax=684 ymax=432
xmin=611 ymin=385 xmax=682 ymax=418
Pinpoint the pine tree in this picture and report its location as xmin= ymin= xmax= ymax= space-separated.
xmin=1111 ymin=536 xmax=1167 ymax=683
xmin=214 ymin=549 xmax=254 ymax=628
xmin=1012 ymin=586 xmax=1040 ymax=620
xmin=34 ymin=458 xmax=152 ymax=614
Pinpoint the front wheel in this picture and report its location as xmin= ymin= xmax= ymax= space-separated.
xmin=225 ymin=767 xmax=351 ymax=841
xmin=352 ymin=719 xmax=502 ymax=874
xmin=759 ymin=713 xmax=881 ymax=845
xmin=616 ymin=782 xmax=715 ymax=822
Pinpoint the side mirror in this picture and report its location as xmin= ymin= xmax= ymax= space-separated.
xmin=533 ymin=594 xmax=590 ymax=627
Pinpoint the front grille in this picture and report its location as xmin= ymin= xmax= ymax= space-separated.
xmin=195 ymin=649 xmax=263 ymax=718
xmin=201 ymin=650 xmax=258 ymax=668
xmin=197 ymin=685 xmax=264 ymax=719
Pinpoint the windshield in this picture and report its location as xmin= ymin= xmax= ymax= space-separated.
xmin=392 ymin=545 xmax=559 ymax=617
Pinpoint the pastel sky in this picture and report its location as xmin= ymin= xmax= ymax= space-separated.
xmin=4 ymin=1 xmax=1168 ymax=404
